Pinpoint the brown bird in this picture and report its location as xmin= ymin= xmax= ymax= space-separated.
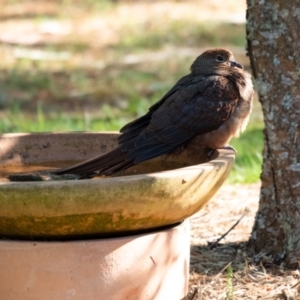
xmin=54 ymin=48 xmax=253 ymax=178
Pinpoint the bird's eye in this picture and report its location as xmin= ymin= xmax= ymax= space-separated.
xmin=216 ymin=55 xmax=225 ymax=62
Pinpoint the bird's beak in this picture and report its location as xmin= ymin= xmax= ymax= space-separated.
xmin=230 ymin=61 xmax=243 ymax=69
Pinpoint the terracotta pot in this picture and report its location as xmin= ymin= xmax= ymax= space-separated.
xmin=0 ymin=221 xmax=190 ymax=300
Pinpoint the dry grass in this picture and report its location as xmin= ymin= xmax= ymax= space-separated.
xmin=188 ymin=184 xmax=300 ymax=300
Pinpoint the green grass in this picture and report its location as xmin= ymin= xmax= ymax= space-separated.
xmin=226 ymin=264 xmax=234 ymax=300
xmin=229 ymin=126 xmax=263 ymax=184
xmin=0 ymin=103 xmax=127 ymax=133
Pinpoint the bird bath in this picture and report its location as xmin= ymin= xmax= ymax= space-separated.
xmin=0 ymin=132 xmax=235 ymax=300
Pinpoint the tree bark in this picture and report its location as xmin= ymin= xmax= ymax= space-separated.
xmin=247 ymin=0 xmax=300 ymax=267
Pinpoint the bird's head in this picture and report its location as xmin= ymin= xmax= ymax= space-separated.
xmin=190 ymin=49 xmax=243 ymax=75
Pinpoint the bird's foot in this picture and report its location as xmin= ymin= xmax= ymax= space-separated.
xmin=220 ymin=144 xmax=237 ymax=153
xmin=206 ymin=149 xmax=217 ymax=160
xmin=206 ymin=145 xmax=237 ymax=160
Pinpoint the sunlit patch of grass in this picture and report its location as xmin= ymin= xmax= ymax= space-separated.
xmin=0 ymin=104 xmax=127 ymax=133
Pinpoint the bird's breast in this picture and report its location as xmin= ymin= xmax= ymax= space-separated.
xmin=188 ymin=102 xmax=252 ymax=150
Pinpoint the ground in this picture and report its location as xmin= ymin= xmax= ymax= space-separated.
xmin=188 ymin=183 xmax=300 ymax=300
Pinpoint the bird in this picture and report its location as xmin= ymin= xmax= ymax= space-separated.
xmin=53 ymin=48 xmax=253 ymax=178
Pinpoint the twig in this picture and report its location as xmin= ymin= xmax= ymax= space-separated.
xmin=150 ymin=256 xmax=156 ymax=266
xmin=190 ymin=288 xmax=198 ymax=300
xmin=209 ymin=209 xmax=247 ymax=249
xmin=215 ymin=262 xmax=232 ymax=278
xmin=291 ymin=280 xmax=300 ymax=289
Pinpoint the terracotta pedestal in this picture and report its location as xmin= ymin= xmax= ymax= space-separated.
xmin=0 ymin=221 xmax=190 ymax=300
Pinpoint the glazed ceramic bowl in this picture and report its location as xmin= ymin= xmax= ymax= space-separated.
xmin=0 ymin=132 xmax=235 ymax=239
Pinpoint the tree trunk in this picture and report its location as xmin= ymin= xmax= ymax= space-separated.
xmin=247 ymin=0 xmax=300 ymax=267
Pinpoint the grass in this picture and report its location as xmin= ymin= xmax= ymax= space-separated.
xmin=229 ymin=124 xmax=263 ymax=184
xmin=226 ymin=264 xmax=234 ymax=300
xmin=0 ymin=102 xmax=129 ymax=132
xmin=0 ymin=0 xmax=263 ymax=183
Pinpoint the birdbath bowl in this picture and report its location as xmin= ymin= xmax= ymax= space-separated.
xmin=0 ymin=132 xmax=235 ymax=300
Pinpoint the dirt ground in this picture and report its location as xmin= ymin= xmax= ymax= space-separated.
xmin=187 ymin=183 xmax=300 ymax=300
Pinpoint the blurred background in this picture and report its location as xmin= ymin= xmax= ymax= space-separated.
xmin=0 ymin=0 xmax=263 ymax=183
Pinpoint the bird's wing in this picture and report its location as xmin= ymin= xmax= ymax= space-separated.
xmin=118 ymin=74 xmax=193 ymax=144
xmin=123 ymin=75 xmax=240 ymax=164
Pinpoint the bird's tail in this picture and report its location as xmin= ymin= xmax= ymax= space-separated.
xmin=52 ymin=147 xmax=134 ymax=177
